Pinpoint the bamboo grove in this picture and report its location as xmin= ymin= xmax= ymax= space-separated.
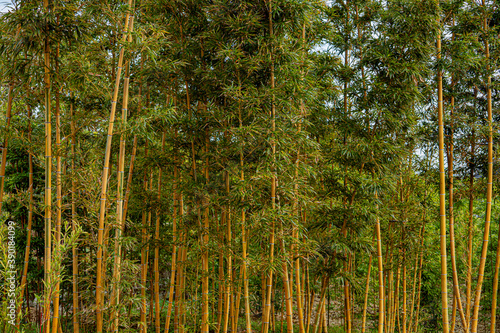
xmin=0 ymin=0 xmax=499 ymax=332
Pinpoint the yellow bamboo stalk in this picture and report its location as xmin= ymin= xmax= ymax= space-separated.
xmin=217 ymin=218 xmax=224 ymax=333
xmin=281 ymin=238 xmax=294 ymax=333
xmin=110 ymin=57 xmax=132 ymax=332
xmin=51 ymin=58 xmax=63 ymax=333
xmin=361 ymin=256 xmax=372 ymax=333
xmin=466 ymin=89 xmax=477 ymax=328
xmin=471 ymin=2 xmax=493 ymax=331
xmin=374 ymin=189 xmax=384 ymax=333
xmin=490 ymin=222 xmax=500 ymax=333
xmin=263 ymin=1 xmax=276 ymax=332
xmin=174 ymin=194 xmax=185 ymax=333
xmin=164 ymin=130 xmax=179 ymax=333
xmin=42 ymin=1 xmax=52 ymax=329
xmin=122 ymin=135 xmax=138 ymax=222
xmin=446 ymin=27 xmax=468 ymax=328
xmin=437 ymin=21 xmax=449 ymax=333
xmin=312 ymin=276 xmax=329 ymax=333
xmin=96 ymin=3 xmax=134 ymax=331
xmin=402 ymin=254 xmax=407 ymax=333
xmin=17 ymin=104 xmax=34 ymax=329
xmin=70 ymin=98 xmax=80 ymax=333
xmin=0 ymin=83 xmax=13 ymax=216
xmin=293 ymin=22 xmax=306 ymax=333
xmin=202 ymin=122 xmax=210 ymax=333
xmin=154 ymin=132 xmax=166 ymax=333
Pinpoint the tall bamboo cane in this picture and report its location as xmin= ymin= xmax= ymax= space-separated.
xmin=437 ymin=21 xmax=450 ymax=333
xmin=262 ymin=1 xmax=276 ymax=332
xmin=471 ymin=2 xmax=493 ymax=331
xmin=0 ymin=83 xmax=13 ymax=216
xmin=490 ymin=219 xmax=500 ymax=333
xmin=110 ymin=57 xmax=132 ymax=332
xmin=374 ymin=190 xmax=384 ymax=333
xmin=237 ymin=74 xmax=252 ymax=333
xmin=281 ymin=238 xmax=294 ymax=333
xmin=51 ymin=57 xmax=63 ymax=333
xmin=202 ymin=121 xmax=210 ymax=333
xmin=95 ymin=2 xmax=134 ymax=331
xmin=42 ymin=1 xmax=52 ymax=330
xmin=361 ymin=256 xmax=372 ymax=333
xmin=447 ymin=21 xmax=468 ymax=328
xmin=70 ymin=98 xmax=80 ymax=333
xmin=164 ymin=129 xmax=179 ymax=333
xmin=293 ymin=22 xmax=306 ymax=333
xmin=140 ymin=143 xmax=151 ymax=333
xmin=122 ymin=135 xmax=138 ymax=222
xmin=17 ymin=104 xmax=34 ymax=329
xmin=154 ymin=132 xmax=165 ymax=333
xmin=466 ymin=89 xmax=477 ymax=328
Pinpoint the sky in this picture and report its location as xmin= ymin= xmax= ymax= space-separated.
xmin=0 ymin=1 xmax=12 ymax=13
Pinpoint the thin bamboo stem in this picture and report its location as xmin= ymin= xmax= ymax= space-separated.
xmin=0 ymin=83 xmax=13 ymax=216
xmin=110 ymin=57 xmax=131 ymax=332
xmin=96 ymin=4 xmax=134 ymax=331
xmin=70 ymin=98 xmax=80 ymax=333
xmin=17 ymin=104 xmax=34 ymax=329
xmin=437 ymin=23 xmax=450 ymax=333
xmin=43 ymin=2 xmax=52 ymax=328
xmin=361 ymin=256 xmax=372 ymax=333
xmin=51 ymin=58 xmax=63 ymax=333
xmin=471 ymin=3 xmax=493 ymax=331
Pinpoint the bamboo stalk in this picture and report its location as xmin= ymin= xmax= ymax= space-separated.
xmin=164 ymin=130 xmax=179 ymax=333
xmin=238 ymin=80 xmax=252 ymax=333
xmin=281 ymin=238 xmax=294 ymax=333
xmin=96 ymin=4 xmax=134 ymax=331
xmin=123 ymin=135 xmax=138 ymax=222
xmin=17 ymin=104 xmax=34 ymax=329
xmin=263 ymin=2 xmax=276 ymax=332
xmin=154 ymin=132 xmax=166 ymax=333
xmin=375 ymin=191 xmax=384 ymax=333
xmin=294 ymin=22 xmax=306 ymax=333
xmin=110 ymin=58 xmax=132 ymax=332
xmin=140 ymin=143 xmax=149 ymax=333
xmin=446 ymin=38 xmax=468 ymax=331
xmin=466 ymin=89 xmax=476 ymax=328
xmin=217 ymin=216 xmax=224 ymax=333
xmin=70 ymin=97 xmax=80 ymax=333
xmin=312 ymin=276 xmax=329 ymax=333
xmin=471 ymin=2 xmax=493 ymax=331
xmin=0 ymin=83 xmax=13 ymax=216
xmin=437 ymin=21 xmax=450 ymax=333
xmin=202 ymin=123 xmax=210 ymax=333
xmin=51 ymin=53 xmax=63 ymax=333
xmin=174 ymin=195 xmax=185 ymax=333
xmin=42 ymin=1 xmax=52 ymax=329
xmin=361 ymin=256 xmax=372 ymax=333
xmin=490 ymin=217 xmax=500 ymax=333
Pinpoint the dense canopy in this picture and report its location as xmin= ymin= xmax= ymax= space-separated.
xmin=0 ymin=0 xmax=499 ymax=333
